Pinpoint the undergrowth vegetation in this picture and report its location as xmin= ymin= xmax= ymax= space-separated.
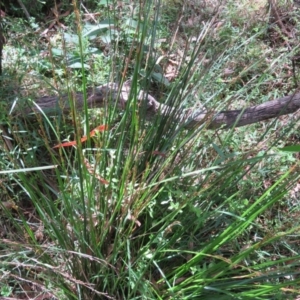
xmin=1 ymin=0 xmax=300 ymax=299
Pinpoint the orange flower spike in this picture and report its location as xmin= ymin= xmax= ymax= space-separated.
xmin=80 ymin=124 xmax=108 ymax=142
xmin=53 ymin=124 xmax=108 ymax=149
xmin=80 ymin=136 xmax=88 ymax=143
xmin=98 ymin=177 xmax=109 ymax=185
xmin=53 ymin=140 xmax=77 ymax=149
xmin=90 ymin=124 xmax=108 ymax=137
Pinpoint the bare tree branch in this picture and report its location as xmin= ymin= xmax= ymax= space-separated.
xmin=14 ymin=83 xmax=300 ymax=129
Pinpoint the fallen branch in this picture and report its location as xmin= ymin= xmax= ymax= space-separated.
xmin=14 ymin=83 xmax=300 ymax=129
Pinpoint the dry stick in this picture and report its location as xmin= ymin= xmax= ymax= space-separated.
xmin=15 ymin=83 xmax=300 ymax=130
xmin=269 ymin=0 xmax=291 ymax=39
xmin=16 ymin=0 xmax=31 ymax=21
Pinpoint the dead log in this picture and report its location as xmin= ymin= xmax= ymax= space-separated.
xmin=14 ymin=83 xmax=300 ymax=130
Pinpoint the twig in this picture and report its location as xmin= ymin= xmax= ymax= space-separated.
xmin=16 ymin=0 xmax=31 ymax=21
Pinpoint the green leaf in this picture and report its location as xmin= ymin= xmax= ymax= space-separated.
xmin=151 ymin=71 xmax=170 ymax=87
xmin=99 ymin=0 xmax=112 ymax=5
xmin=68 ymin=62 xmax=90 ymax=69
xmin=125 ymin=18 xmax=139 ymax=29
xmin=100 ymin=34 xmax=112 ymax=43
xmin=63 ymin=33 xmax=79 ymax=44
xmin=278 ymin=145 xmax=300 ymax=152
xmin=83 ymin=20 xmax=115 ymax=39
xmin=87 ymin=47 xmax=101 ymax=54
xmin=51 ymin=48 xmax=64 ymax=56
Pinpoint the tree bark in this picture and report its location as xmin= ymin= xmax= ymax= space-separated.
xmin=14 ymin=83 xmax=300 ymax=130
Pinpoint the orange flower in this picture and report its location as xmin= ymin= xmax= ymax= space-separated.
xmin=53 ymin=124 xmax=108 ymax=149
